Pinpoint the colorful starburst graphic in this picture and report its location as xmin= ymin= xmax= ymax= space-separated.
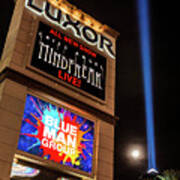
xmin=17 ymin=94 xmax=94 ymax=173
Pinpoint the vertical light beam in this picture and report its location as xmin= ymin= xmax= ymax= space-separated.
xmin=137 ymin=0 xmax=157 ymax=170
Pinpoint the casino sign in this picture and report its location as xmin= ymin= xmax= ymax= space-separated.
xmin=25 ymin=0 xmax=116 ymax=59
xmin=30 ymin=22 xmax=106 ymax=100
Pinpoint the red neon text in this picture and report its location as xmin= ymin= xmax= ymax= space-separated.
xmin=58 ymin=70 xmax=81 ymax=88
xmin=50 ymin=29 xmax=62 ymax=40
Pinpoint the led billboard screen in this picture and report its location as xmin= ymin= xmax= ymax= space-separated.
xmin=30 ymin=22 xmax=106 ymax=100
xmin=17 ymin=94 xmax=94 ymax=173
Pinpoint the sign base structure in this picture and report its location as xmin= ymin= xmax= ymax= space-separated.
xmin=0 ymin=0 xmax=119 ymax=180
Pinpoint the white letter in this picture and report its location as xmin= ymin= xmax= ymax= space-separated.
xmin=57 ymin=143 xmax=63 ymax=152
xmin=70 ymin=125 xmax=77 ymax=136
xmin=60 ymin=56 xmax=68 ymax=70
xmin=74 ymin=63 xmax=81 ymax=78
xmin=45 ymin=115 xmax=54 ymax=127
xmin=42 ymin=138 xmax=49 ymax=147
xmin=43 ymin=126 xmax=56 ymax=139
xmin=56 ymin=132 xmax=66 ymax=144
xmin=96 ymin=72 xmax=103 ymax=90
xmin=87 ymin=67 xmax=95 ymax=86
xmin=53 ymin=51 xmax=61 ymax=67
xmin=67 ymin=135 xmax=77 ymax=148
xmin=61 ymin=121 xmax=69 ymax=133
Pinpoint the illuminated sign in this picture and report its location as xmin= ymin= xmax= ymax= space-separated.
xmin=17 ymin=94 xmax=94 ymax=173
xmin=30 ymin=22 xmax=106 ymax=100
xmin=10 ymin=162 xmax=40 ymax=178
xmin=25 ymin=0 xmax=115 ymax=59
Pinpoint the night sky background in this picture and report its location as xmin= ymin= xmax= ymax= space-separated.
xmin=0 ymin=0 xmax=176 ymax=180
xmin=67 ymin=0 xmax=174 ymax=179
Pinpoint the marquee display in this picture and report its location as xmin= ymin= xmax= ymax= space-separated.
xmin=30 ymin=22 xmax=106 ymax=100
xmin=17 ymin=94 xmax=94 ymax=173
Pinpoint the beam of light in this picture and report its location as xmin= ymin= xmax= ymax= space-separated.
xmin=137 ymin=0 xmax=157 ymax=171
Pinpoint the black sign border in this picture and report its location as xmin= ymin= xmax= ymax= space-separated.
xmin=26 ymin=20 xmax=108 ymax=104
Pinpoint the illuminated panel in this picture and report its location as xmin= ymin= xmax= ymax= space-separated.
xmin=30 ymin=22 xmax=106 ymax=100
xmin=17 ymin=94 xmax=94 ymax=173
xmin=10 ymin=162 xmax=40 ymax=178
